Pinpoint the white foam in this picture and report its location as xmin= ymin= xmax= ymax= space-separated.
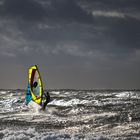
xmin=68 ymin=108 xmax=81 ymax=114
xmin=0 ymin=97 xmax=23 ymax=113
xmin=93 ymin=99 xmax=100 ymax=106
xmin=27 ymin=100 xmax=42 ymax=113
xmin=51 ymin=91 xmax=60 ymax=95
xmin=0 ymin=91 xmax=7 ymax=94
xmin=115 ymin=91 xmax=132 ymax=98
xmin=49 ymin=99 xmax=91 ymax=107
xmin=1 ymin=128 xmax=39 ymax=140
xmin=64 ymin=92 xmax=70 ymax=95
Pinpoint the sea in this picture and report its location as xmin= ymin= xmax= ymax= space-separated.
xmin=0 ymin=89 xmax=140 ymax=140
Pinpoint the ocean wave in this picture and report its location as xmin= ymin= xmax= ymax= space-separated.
xmin=115 ymin=91 xmax=133 ymax=98
xmin=0 ymin=127 xmax=115 ymax=140
xmin=0 ymin=89 xmax=140 ymax=139
xmin=49 ymin=98 xmax=91 ymax=107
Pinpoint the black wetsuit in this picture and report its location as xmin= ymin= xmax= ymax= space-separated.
xmin=42 ymin=91 xmax=50 ymax=110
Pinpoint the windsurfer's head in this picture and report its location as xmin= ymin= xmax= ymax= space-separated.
xmin=33 ymin=81 xmax=38 ymax=88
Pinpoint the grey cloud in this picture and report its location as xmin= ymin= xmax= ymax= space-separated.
xmin=49 ymin=0 xmax=93 ymax=23
xmin=0 ymin=0 xmax=140 ymax=56
xmin=0 ymin=0 xmax=140 ymax=89
xmin=1 ymin=0 xmax=93 ymax=24
xmin=0 ymin=2 xmax=139 ymax=60
xmin=2 ymin=0 xmax=46 ymax=21
xmin=80 ymin=0 xmax=140 ymax=21
xmin=102 ymin=17 xmax=140 ymax=51
xmin=80 ymin=0 xmax=140 ymax=10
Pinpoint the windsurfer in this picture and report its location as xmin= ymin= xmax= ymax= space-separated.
xmin=25 ymin=65 xmax=50 ymax=112
xmin=25 ymin=81 xmax=50 ymax=111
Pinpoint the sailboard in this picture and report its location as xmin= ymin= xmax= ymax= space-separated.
xmin=28 ymin=65 xmax=43 ymax=105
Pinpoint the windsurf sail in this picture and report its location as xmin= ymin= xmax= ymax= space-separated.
xmin=28 ymin=65 xmax=43 ymax=105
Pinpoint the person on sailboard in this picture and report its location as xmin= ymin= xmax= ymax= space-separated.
xmin=25 ymin=81 xmax=50 ymax=110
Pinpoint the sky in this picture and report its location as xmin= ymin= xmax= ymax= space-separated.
xmin=0 ymin=0 xmax=140 ymax=89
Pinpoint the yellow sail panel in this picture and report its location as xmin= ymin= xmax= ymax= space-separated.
xmin=28 ymin=65 xmax=43 ymax=105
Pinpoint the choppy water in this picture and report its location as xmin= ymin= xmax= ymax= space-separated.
xmin=0 ymin=89 xmax=140 ymax=140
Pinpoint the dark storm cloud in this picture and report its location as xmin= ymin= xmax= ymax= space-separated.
xmin=0 ymin=0 xmax=140 ymax=59
xmin=77 ymin=0 xmax=140 ymax=56
xmin=49 ymin=0 xmax=93 ymax=23
xmin=80 ymin=0 xmax=140 ymax=10
xmin=2 ymin=0 xmax=46 ymax=21
xmin=1 ymin=0 xmax=93 ymax=23
xmin=89 ymin=17 xmax=140 ymax=53
xmin=0 ymin=0 xmax=140 ymax=89
xmin=107 ymin=18 xmax=140 ymax=50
